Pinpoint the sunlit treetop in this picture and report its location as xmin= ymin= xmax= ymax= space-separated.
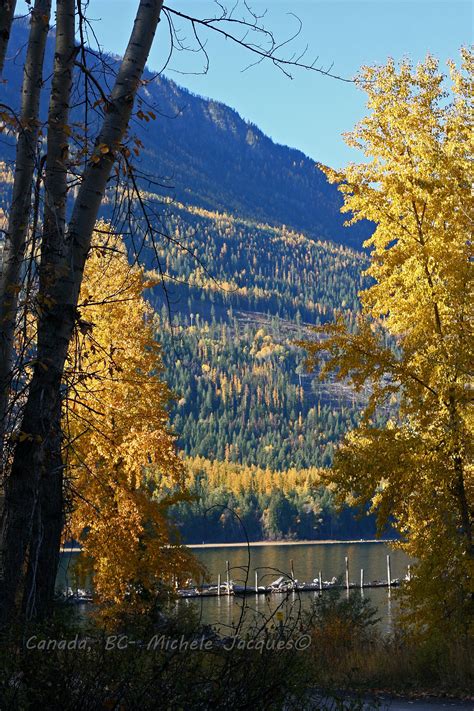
xmin=300 ymin=49 xmax=473 ymax=636
xmin=66 ymin=225 xmax=202 ymax=616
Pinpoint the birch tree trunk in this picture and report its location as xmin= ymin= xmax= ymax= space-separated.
xmin=0 ymin=0 xmax=16 ymax=75
xmin=0 ymin=0 xmax=51 ymax=445
xmin=23 ymin=0 xmax=76 ymax=621
xmin=0 ymin=0 xmax=164 ymax=624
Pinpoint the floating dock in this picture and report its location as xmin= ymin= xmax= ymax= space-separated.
xmin=177 ymin=554 xmax=410 ymax=598
xmin=62 ymin=554 xmax=411 ymax=603
xmin=177 ymin=578 xmax=402 ymax=599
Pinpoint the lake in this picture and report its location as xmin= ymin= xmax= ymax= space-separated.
xmin=177 ymin=540 xmax=411 ymax=632
xmin=59 ymin=540 xmax=412 ymax=633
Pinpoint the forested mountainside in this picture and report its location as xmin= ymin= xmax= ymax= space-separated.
xmin=143 ymin=203 xmax=382 ymax=540
xmin=1 ymin=22 xmax=371 ymax=250
xmin=144 ymin=203 xmax=372 ymax=472
xmin=0 ymin=22 xmax=378 ymax=540
xmin=168 ymin=458 xmax=379 ymax=544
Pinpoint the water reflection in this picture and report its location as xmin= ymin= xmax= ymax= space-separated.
xmin=192 ymin=541 xmax=410 ymax=587
xmin=58 ymin=541 xmax=412 ymax=633
xmin=187 ymin=542 xmax=411 ymax=632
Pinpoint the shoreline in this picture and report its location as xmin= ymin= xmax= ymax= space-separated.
xmin=186 ymin=539 xmax=395 ymax=549
xmin=61 ymin=539 xmax=396 ymax=554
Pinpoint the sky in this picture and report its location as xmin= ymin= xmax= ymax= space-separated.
xmin=17 ymin=0 xmax=473 ymax=168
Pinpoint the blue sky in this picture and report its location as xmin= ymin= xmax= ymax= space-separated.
xmin=17 ymin=1 xmax=473 ymax=168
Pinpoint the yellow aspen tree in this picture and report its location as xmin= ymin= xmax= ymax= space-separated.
xmin=66 ymin=227 xmax=201 ymax=616
xmin=300 ymin=50 xmax=473 ymax=636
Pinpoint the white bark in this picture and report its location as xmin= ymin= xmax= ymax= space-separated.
xmin=0 ymin=0 xmax=17 ymax=75
xmin=0 ymin=0 xmax=51 ymax=443
xmin=0 ymin=0 xmax=164 ymax=623
xmin=23 ymin=0 xmax=76 ymax=622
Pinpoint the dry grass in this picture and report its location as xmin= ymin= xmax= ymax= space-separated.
xmin=305 ymin=591 xmax=473 ymax=697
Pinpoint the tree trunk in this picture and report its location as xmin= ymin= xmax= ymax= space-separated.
xmin=0 ymin=0 xmax=164 ymax=624
xmin=448 ymin=391 xmax=473 ymax=559
xmin=0 ymin=0 xmax=16 ymax=75
xmin=0 ymin=0 xmax=51 ymax=446
xmin=22 ymin=0 xmax=76 ymax=621
xmin=0 ymin=364 xmax=61 ymax=622
xmin=22 ymin=396 xmax=63 ymax=620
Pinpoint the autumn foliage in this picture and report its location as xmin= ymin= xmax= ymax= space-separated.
xmin=65 ymin=228 xmax=201 ymax=614
xmin=300 ymin=51 xmax=473 ymax=635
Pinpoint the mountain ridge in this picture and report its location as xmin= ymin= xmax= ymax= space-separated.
xmin=1 ymin=21 xmax=372 ymax=251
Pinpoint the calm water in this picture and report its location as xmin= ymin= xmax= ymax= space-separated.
xmin=59 ymin=541 xmax=412 ymax=632
xmin=178 ymin=541 xmax=412 ymax=632
xmin=191 ymin=540 xmax=409 ymax=587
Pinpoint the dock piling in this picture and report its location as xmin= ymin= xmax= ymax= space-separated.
xmin=226 ymin=560 xmax=230 ymax=596
xmin=387 ymin=554 xmax=392 ymax=590
xmin=345 ymin=556 xmax=350 ymax=592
